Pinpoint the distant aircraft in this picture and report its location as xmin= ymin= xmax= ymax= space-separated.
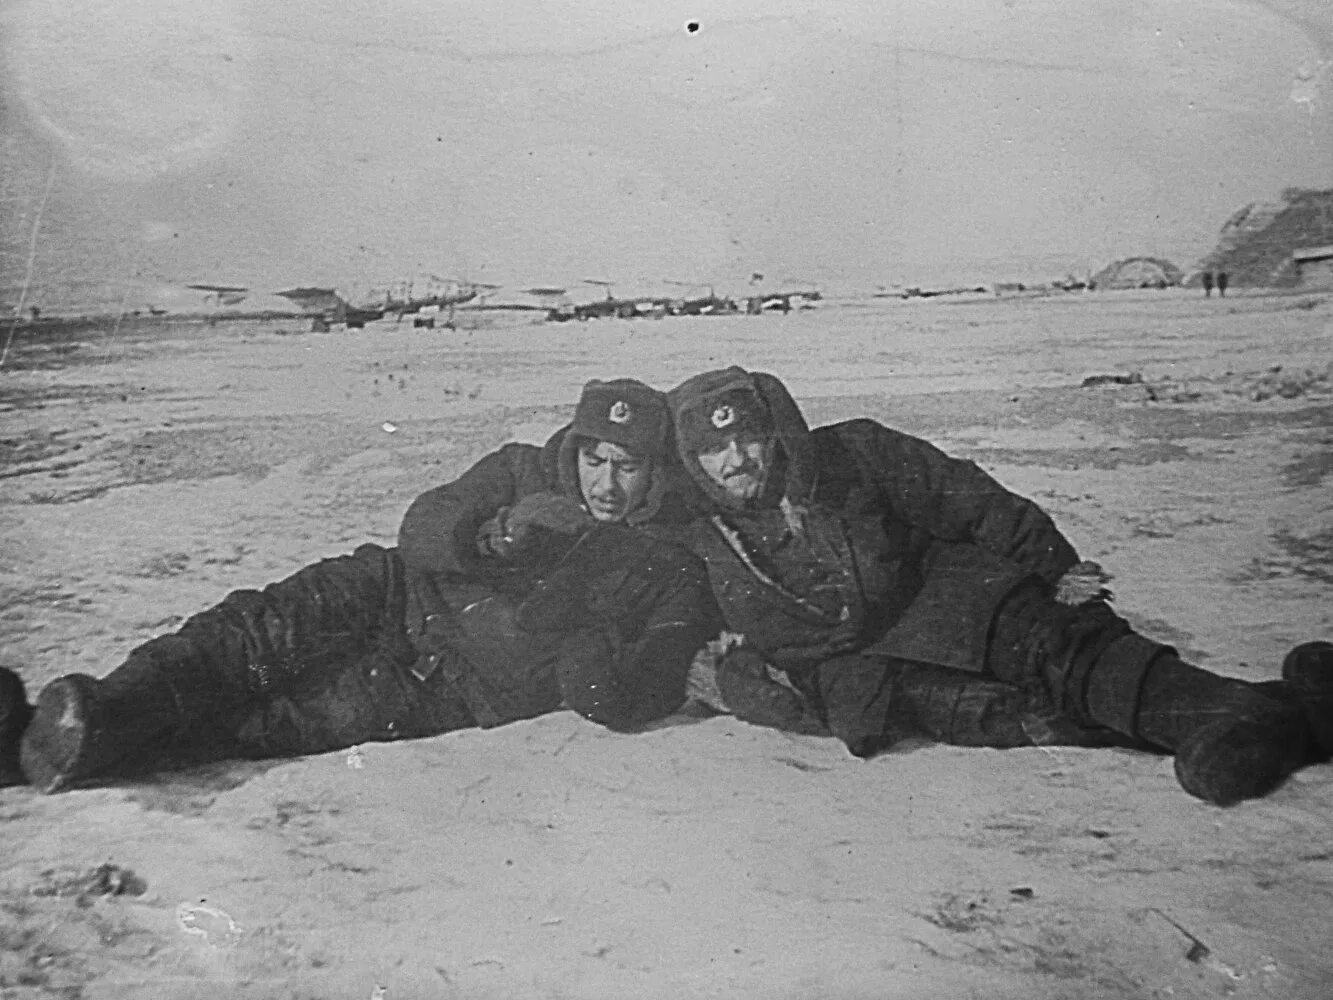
xmin=376 ymin=276 xmax=500 ymax=314
xmin=573 ymin=279 xmax=641 ymax=319
xmin=665 ymin=280 xmax=737 ymax=316
xmin=187 ymin=283 xmax=249 ymax=307
xmin=273 ymin=286 xmax=380 ymax=328
xmin=363 ymin=276 xmax=500 ymax=329
xmin=273 ymin=287 xmax=343 ymax=313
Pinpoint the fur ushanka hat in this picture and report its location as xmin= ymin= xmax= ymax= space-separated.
xmin=554 ymin=378 xmax=673 ymax=524
xmin=667 ymin=366 xmax=814 ymax=510
xmin=566 ymin=378 xmax=670 ymax=459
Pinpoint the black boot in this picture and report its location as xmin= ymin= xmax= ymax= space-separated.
xmin=1278 ymin=641 xmax=1333 ymax=761
xmin=991 ymin=585 xmax=1311 ymax=805
xmin=1 ymin=668 xmax=33 ymax=787
xmin=21 ymin=545 xmax=408 ymax=793
xmin=1083 ymin=634 xmax=1311 ymax=805
xmin=20 ymin=636 xmax=217 ymax=793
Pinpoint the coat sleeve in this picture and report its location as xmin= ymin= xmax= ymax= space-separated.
xmin=837 ymin=419 xmax=1080 ymax=585
xmin=535 ymin=532 xmax=724 ymax=730
xmin=397 ymin=442 xmax=552 ymax=584
xmin=396 ymin=442 xmax=570 ymax=639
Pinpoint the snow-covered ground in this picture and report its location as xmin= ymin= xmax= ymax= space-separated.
xmin=2 ymin=290 xmax=1331 ymax=999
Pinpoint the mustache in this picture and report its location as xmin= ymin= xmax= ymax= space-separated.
xmin=723 ymin=461 xmax=763 ymax=479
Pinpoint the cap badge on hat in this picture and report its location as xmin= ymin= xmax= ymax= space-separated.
xmin=710 ymin=404 xmax=736 ymax=429
xmin=608 ymin=399 xmax=632 ymax=424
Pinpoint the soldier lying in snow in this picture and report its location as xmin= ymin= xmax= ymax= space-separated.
xmin=1 ymin=379 xmax=720 ymax=792
xmin=667 ymin=366 xmax=1333 ymax=806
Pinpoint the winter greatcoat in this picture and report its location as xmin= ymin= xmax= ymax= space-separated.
xmin=112 ymin=426 xmax=717 ymax=769
xmin=393 ymin=425 xmax=717 ymax=732
xmin=668 ymin=368 xmax=1083 ymax=749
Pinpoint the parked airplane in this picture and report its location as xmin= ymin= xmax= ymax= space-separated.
xmin=664 ymin=280 xmax=738 ymax=316
xmin=377 ymin=276 xmax=500 ymax=316
xmin=187 ymin=283 xmax=249 ymax=307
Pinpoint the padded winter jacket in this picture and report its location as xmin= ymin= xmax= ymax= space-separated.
xmin=397 ymin=427 xmax=719 ymax=730
xmin=669 ymin=369 xmax=1081 ymax=679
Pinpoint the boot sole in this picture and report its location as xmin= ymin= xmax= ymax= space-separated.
xmin=1282 ymin=641 xmax=1333 ymax=759
xmin=19 ymin=675 xmax=97 ymax=794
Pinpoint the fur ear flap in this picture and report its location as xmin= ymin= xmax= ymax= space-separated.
xmin=749 ymin=371 xmax=814 ymax=502
xmin=749 ymin=371 xmax=808 ymax=434
xmin=549 ymin=425 xmax=580 ymax=500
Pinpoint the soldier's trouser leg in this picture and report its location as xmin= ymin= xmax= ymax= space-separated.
xmin=20 ymin=544 xmax=405 ymax=793
xmin=890 ymin=662 xmax=1128 ymax=750
xmin=986 ymin=582 xmax=1313 ymax=805
xmin=228 ymin=631 xmax=476 ymax=760
xmin=816 ymin=654 xmax=1128 ymax=759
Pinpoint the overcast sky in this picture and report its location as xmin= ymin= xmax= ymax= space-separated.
xmin=2 ymin=0 xmax=1331 ymax=303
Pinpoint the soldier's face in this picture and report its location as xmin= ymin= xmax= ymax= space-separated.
xmin=577 ymin=441 xmax=654 ymax=522
xmin=696 ymin=433 xmax=770 ymax=502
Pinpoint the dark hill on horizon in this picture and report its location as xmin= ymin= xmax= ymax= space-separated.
xmin=1194 ymin=187 xmax=1333 ymax=287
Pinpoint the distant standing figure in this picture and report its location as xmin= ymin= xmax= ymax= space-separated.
xmin=1202 ymin=272 xmax=1214 ymax=298
xmin=1216 ymin=272 xmax=1229 ymax=297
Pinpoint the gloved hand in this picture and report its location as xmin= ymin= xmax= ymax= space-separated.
xmin=685 ymin=631 xmax=745 ymax=711
xmin=715 ymin=646 xmax=827 ymax=735
xmin=476 ymin=491 xmax=592 ymax=559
